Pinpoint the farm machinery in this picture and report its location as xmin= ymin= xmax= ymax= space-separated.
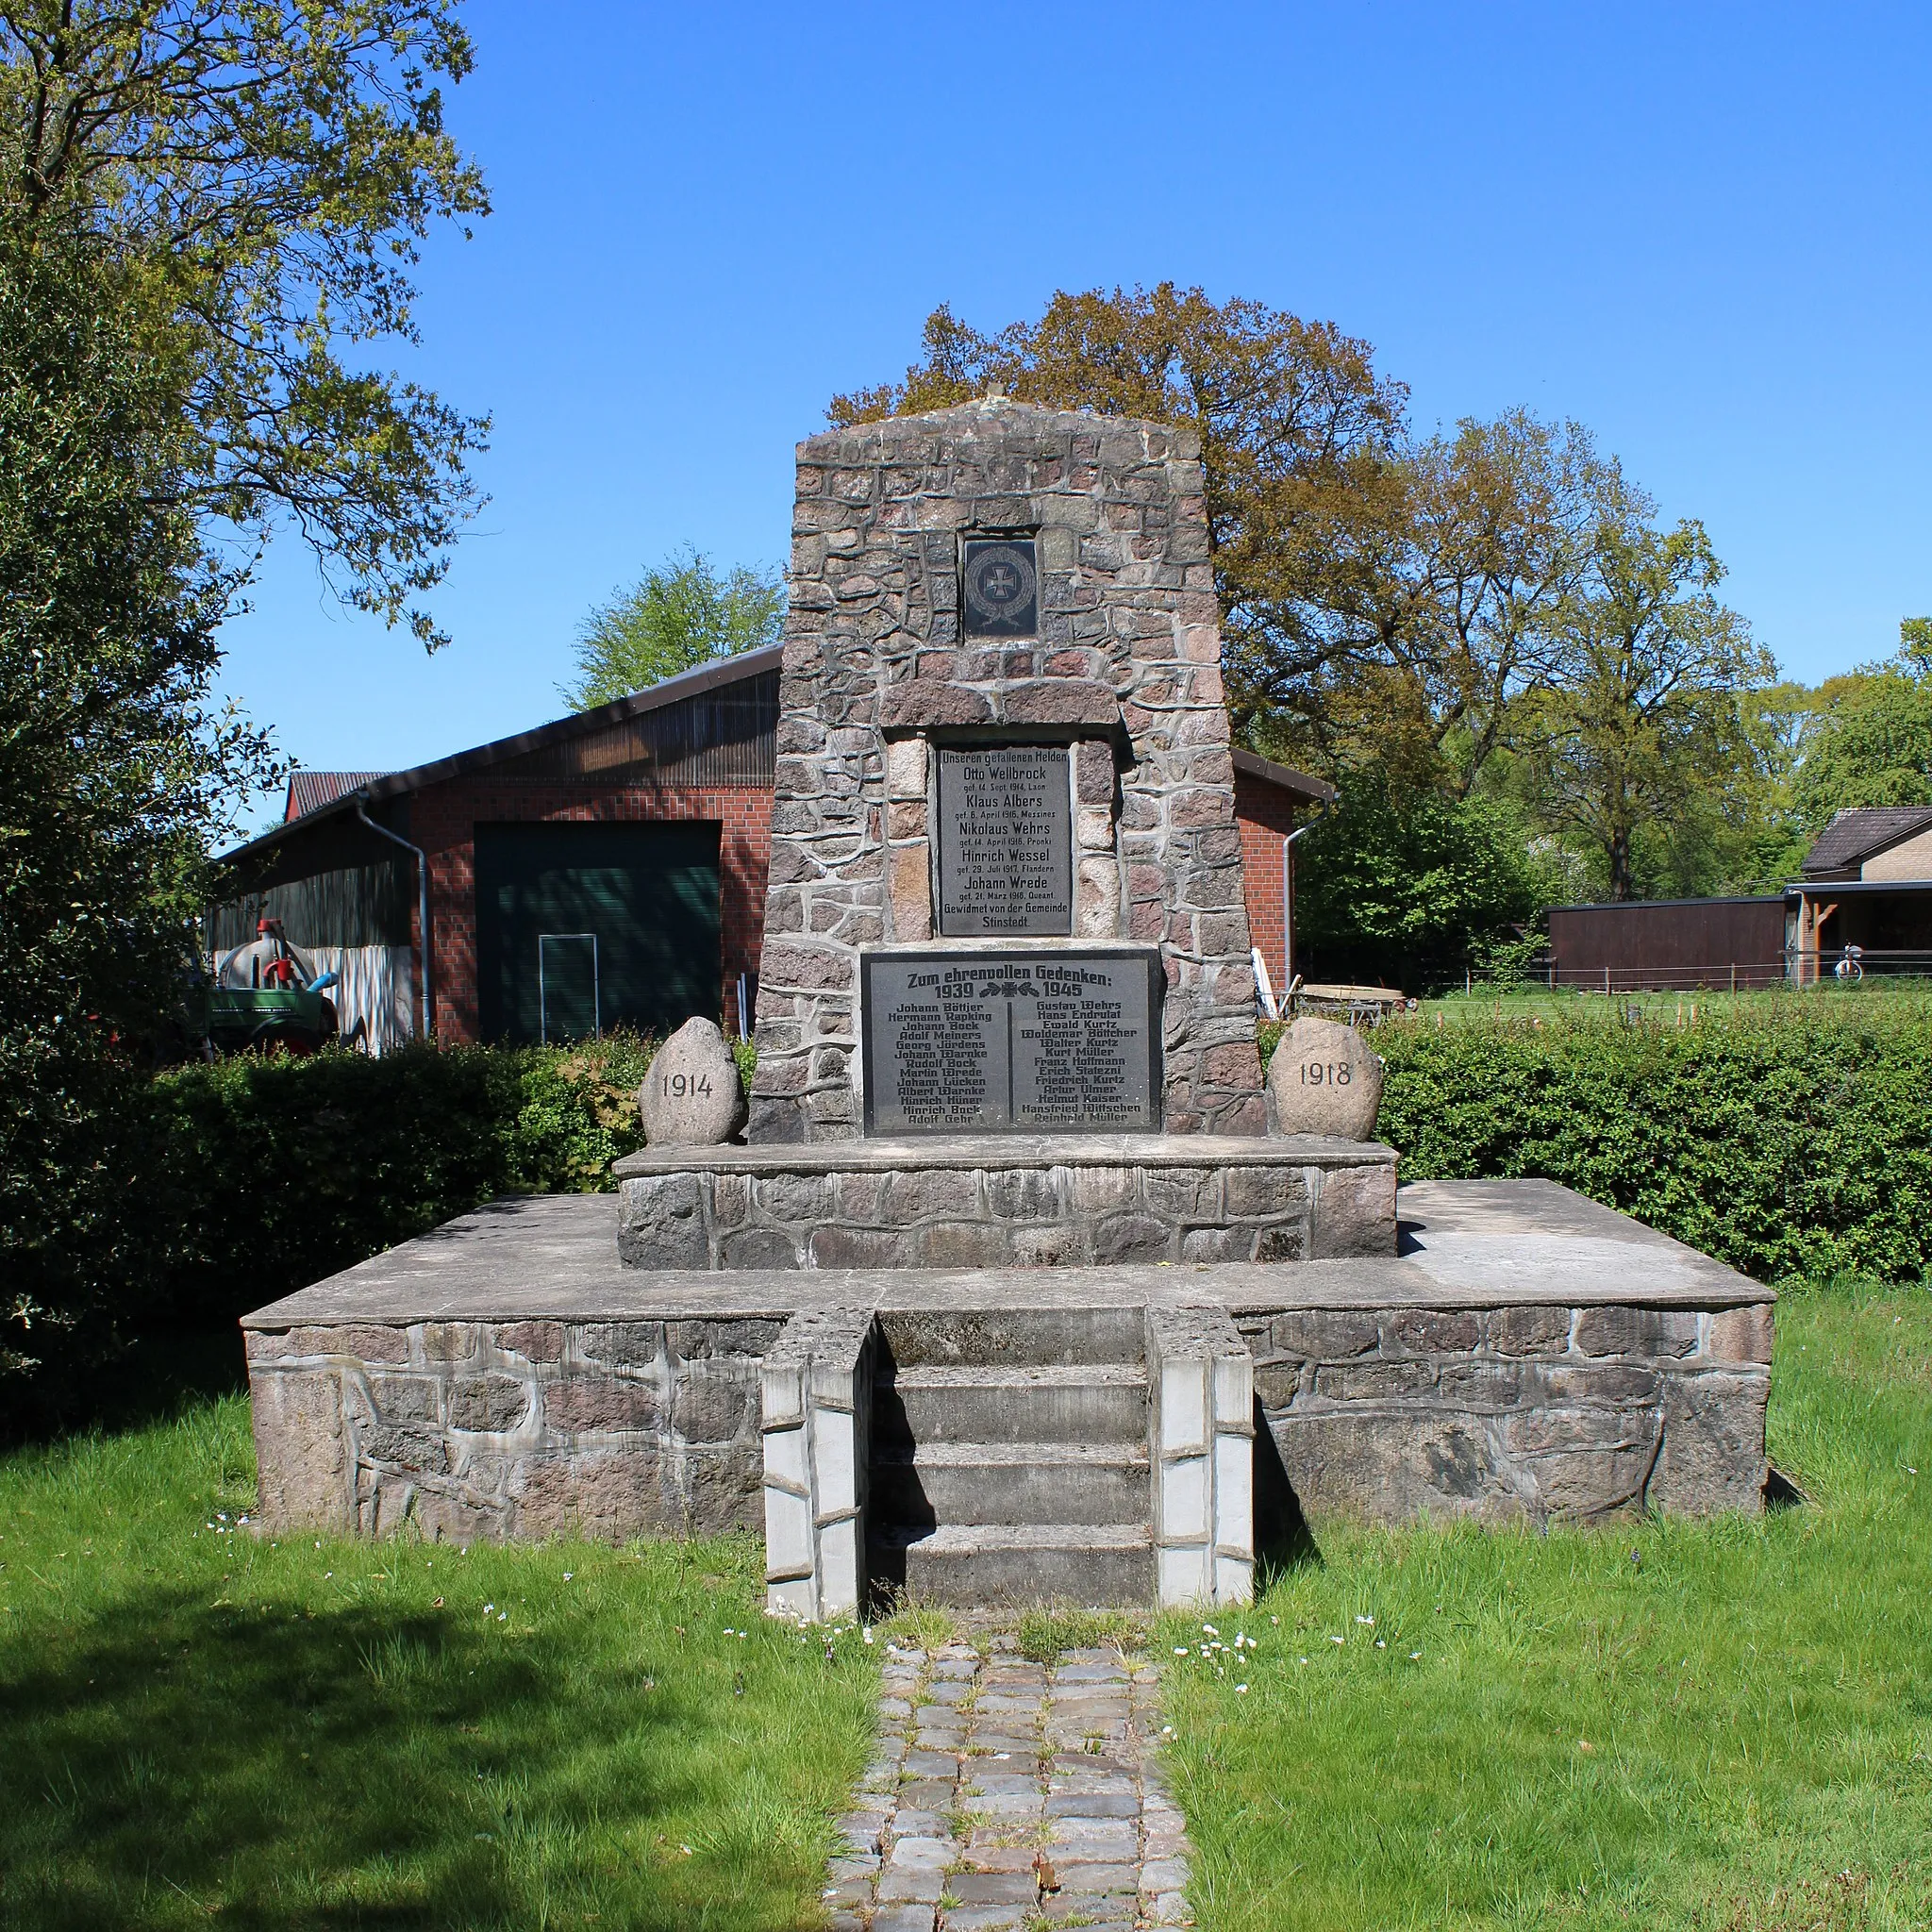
xmin=195 ymin=918 xmax=340 ymax=1055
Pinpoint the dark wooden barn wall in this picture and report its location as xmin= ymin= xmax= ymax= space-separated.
xmin=1548 ymin=897 xmax=1789 ymax=991
xmin=491 ymin=673 xmax=778 ymax=789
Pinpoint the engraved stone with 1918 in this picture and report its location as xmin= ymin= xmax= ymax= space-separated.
xmin=1266 ymin=1013 xmax=1384 ymax=1140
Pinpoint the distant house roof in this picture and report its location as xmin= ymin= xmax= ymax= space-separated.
xmin=286 ymin=770 xmax=389 ymax=822
xmin=1800 ymin=806 xmax=1932 ymax=877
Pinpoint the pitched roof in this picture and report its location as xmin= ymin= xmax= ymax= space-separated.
xmin=1231 ymin=747 xmax=1336 ymax=805
xmin=1800 ymin=806 xmax=1932 ymax=875
xmin=221 ymin=645 xmax=784 ymax=866
xmin=286 ymin=770 xmax=389 ymax=822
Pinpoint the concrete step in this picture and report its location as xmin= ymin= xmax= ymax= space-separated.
xmin=874 ymin=1363 xmax=1148 ymax=1446
xmin=875 ymin=1305 xmax=1145 ymax=1370
xmin=870 ymin=1441 xmax=1151 ymax=1527
xmin=867 ymin=1522 xmax=1155 ymax=1607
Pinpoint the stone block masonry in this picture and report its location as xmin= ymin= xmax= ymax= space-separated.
xmin=613 ymin=1135 xmax=1398 ymax=1271
xmin=241 ymin=1183 xmax=1774 ymax=1574
xmin=1238 ymin=1294 xmax=1772 ymax=1524
xmin=751 ymin=397 xmax=1267 ymax=1142
xmin=245 ymin=1311 xmax=774 ymax=1543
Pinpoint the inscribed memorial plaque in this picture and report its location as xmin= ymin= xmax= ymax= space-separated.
xmin=936 ymin=744 xmax=1073 ymax=936
xmin=862 ymin=948 xmax=1159 ymax=1135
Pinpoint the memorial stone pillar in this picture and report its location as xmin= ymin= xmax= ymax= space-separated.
xmin=749 ymin=397 xmax=1267 ymax=1143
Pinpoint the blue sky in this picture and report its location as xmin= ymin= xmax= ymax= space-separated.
xmin=216 ymin=0 xmax=1932 ymax=830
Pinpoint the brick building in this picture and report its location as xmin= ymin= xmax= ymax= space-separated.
xmin=212 ymin=645 xmax=1329 ymax=1051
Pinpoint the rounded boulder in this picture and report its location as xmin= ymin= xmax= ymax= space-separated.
xmin=640 ymin=1017 xmax=747 ymax=1147
xmin=1267 ymin=1014 xmax=1384 ymax=1140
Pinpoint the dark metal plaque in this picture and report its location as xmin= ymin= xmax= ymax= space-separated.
xmin=961 ymin=539 xmax=1039 ymax=637
xmin=936 ymin=744 xmax=1073 ymax=937
xmin=861 ymin=949 xmax=1160 ymax=1135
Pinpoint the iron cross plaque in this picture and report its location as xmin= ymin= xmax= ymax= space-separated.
xmin=961 ymin=538 xmax=1039 ymax=638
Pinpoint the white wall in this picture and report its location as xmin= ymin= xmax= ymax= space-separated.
xmin=309 ymin=945 xmax=416 ymax=1055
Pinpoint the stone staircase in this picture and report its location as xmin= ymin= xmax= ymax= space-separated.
xmin=865 ymin=1306 xmax=1155 ymax=1607
xmin=761 ymin=1295 xmax=1258 ymax=1621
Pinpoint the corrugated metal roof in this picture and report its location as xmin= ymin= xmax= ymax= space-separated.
xmin=286 ymin=770 xmax=390 ymax=822
xmin=1800 ymin=807 xmax=1932 ymax=875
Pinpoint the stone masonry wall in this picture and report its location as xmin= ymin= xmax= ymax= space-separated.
xmin=750 ymin=398 xmax=1266 ymax=1141
xmin=1241 ymin=1299 xmax=1774 ymax=1524
xmin=246 ymin=1315 xmax=775 ymax=1543
xmin=616 ymin=1151 xmax=1397 ymax=1271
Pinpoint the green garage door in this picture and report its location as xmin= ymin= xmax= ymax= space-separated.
xmin=474 ymin=822 xmax=721 ymax=1044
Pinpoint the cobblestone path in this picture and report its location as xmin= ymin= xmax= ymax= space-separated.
xmin=824 ymin=1639 xmax=1192 ymax=1931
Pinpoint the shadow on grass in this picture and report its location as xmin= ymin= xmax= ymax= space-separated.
xmin=6 ymin=1326 xmax=250 ymax=1451
xmin=0 ymin=1580 xmax=705 ymax=1930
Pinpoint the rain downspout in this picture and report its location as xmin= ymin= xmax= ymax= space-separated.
xmin=1281 ymin=806 xmax=1326 ymax=988
xmin=356 ymin=797 xmax=433 ymax=1042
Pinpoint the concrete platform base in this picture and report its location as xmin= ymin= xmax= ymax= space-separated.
xmin=240 ymin=1180 xmax=1774 ymax=1612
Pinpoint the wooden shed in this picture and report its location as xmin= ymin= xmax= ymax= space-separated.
xmin=1547 ymin=896 xmax=1790 ymax=992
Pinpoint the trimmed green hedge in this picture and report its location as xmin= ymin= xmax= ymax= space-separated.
xmin=1372 ymin=1007 xmax=1932 ymax=1283
xmin=5 ymin=1037 xmax=661 ymax=1428
xmin=136 ymin=1037 xmax=656 ymax=1327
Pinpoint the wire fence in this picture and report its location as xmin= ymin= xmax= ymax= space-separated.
xmin=1530 ymin=950 xmax=1932 ymax=994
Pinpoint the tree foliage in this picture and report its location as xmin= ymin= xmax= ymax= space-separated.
xmin=829 ymin=285 xmax=1407 ymax=740
xmin=560 ymin=548 xmax=785 ymax=709
xmin=0 ymin=230 xmax=275 ymax=1391
xmin=0 ymin=3 xmax=487 ymax=1406
xmin=0 ymin=0 xmax=489 ymax=642
xmin=1292 ymin=776 xmax=1557 ymax=991
xmin=832 ymin=285 xmax=1790 ymax=955
xmin=1789 ymin=623 xmax=1932 ymax=828
xmin=1514 ymin=516 xmax=1777 ymax=900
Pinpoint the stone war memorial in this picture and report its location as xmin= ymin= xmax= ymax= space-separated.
xmin=242 ymin=399 xmax=1774 ymax=1617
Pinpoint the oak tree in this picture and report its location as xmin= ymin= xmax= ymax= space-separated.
xmin=1517 ymin=517 xmax=1776 ymax=900
xmin=2 ymin=0 xmax=489 ymax=642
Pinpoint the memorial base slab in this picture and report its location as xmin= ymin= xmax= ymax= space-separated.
xmin=242 ymin=1181 xmax=1774 ymax=1613
xmin=610 ymin=1134 xmax=1398 ymax=1271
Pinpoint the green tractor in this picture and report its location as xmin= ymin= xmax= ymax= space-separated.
xmin=195 ymin=918 xmax=340 ymax=1056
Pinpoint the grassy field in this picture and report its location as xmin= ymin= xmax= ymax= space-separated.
xmin=1160 ymin=1279 xmax=1932 ymax=1932
xmin=1412 ymin=978 xmax=1932 ymax=1027
xmin=0 ymin=1404 xmax=876 ymax=1931
xmin=4 ymin=1285 xmax=1927 ymax=1930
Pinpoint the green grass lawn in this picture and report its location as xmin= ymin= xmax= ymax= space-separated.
xmin=5 ymin=1284 xmax=1927 ymax=1930
xmin=1413 ymin=979 xmax=1932 ymax=1027
xmin=1160 ymin=1280 xmax=1932 ymax=1931
xmin=0 ymin=1403 xmax=876 ymax=1930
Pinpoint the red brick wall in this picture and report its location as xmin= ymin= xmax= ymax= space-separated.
xmin=403 ymin=769 xmax=1295 ymax=1042
xmin=408 ymin=778 xmax=772 ymax=1042
xmin=1235 ymin=773 xmax=1301 ymax=994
